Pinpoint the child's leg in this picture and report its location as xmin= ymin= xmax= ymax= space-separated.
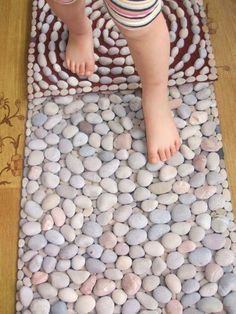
xmin=104 ymin=1 xmax=181 ymax=163
xmin=46 ymin=0 xmax=95 ymax=76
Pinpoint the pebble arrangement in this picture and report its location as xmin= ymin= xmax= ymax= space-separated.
xmin=16 ymin=0 xmax=235 ymax=312
xmin=16 ymin=81 xmax=236 ymax=314
xmin=28 ymin=0 xmax=217 ymax=99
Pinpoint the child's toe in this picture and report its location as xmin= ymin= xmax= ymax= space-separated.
xmin=75 ymin=63 xmax=80 ymax=75
xmin=70 ymin=61 xmax=76 ymax=73
xmin=165 ymin=148 xmax=171 ymax=160
xmin=175 ymin=139 xmax=181 ymax=150
xmin=66 ymin=58 xmax=71 ymax=70
xmin=79 ymin=63 xmax=85 ymax=75
xmin=86 ymin=62 xmax=94 ymax=76
xmin=159 ymin=149 xmax=167 ymax=161
xmin=148 ymin=148 xmax=158 ymax=164
xmin=170 ymin=144 xmax=176 ymax=155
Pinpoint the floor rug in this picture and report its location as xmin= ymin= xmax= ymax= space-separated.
xmin=15 ymin=0 xmax=236 ymax=314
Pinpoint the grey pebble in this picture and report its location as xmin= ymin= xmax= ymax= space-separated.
xmin=189 ymin=247 xmax=212 ymax=266
xmin=28 ymin=235 xmax=47 ymax=250
xmin=153 ymin=286 xmax=172 ymax=304
xmin=223 ymin=292 xmax=236 ymax=314
xmin=32 ymin=113 xmax=48 ymax=127
xmin=56 ymin=184 xmax=77 ymax=199
xmin=51 ymin=301 xmax=67 ymax=314
xmin=59 ymin=244 xmax=78 ymax=259
xmin=171 ymin=204 xmax=191 ymax=222
xmin=149 ymin=209 xmax=171 ymax=224
xmin=218 ymin=273 xmax=236 ymax=297
xmin=182 ymin=279 xmax=200 ymax=294
xmin=82 ymin=221 xmax=103 ymax=237
xmin=86 ymin=258 xmax=106 ymax=273
xmin=181 ymin=292 xmax=201 ymax=307
xmin=148 ymin=224 xmax=171 ymax=241
xmin=122 ymin=299 xmax=141 ymax=314
xmin=196 ymin=297 xmax=223 ymax=313
xmin=125 ymin=229 xmax=147 ymax=245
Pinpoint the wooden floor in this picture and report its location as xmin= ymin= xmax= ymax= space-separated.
xmin=0 ymin=0 xmax=236 ymax=313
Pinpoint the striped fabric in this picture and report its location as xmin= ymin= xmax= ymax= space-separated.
xmin=103 ymin=0 xmax=163 ymax=29
xmin=52 ymin=0 xmax=163 ymax=30
xmin=52 ymin=0 xmax=78 ymax=5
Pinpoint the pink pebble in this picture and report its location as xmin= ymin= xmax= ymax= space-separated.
xmin=80 ymin=274 xmax=97 ymax=294
xmin=32 ymin=272 xmax=48 ymax=285
xmin=178 ymin=240 xmax=196 ymax=253
xmin=41 ymin=214 xmax=54 ymax=230
xmin=170 ymin=98 xmax=182 ymax=109
xmin=28 ymin=166 xmax=42 ymax=180
xmin=195 ymin=185 xmax=217 ymax=200
xmin=115 ymin=242 xmax=129 ymax=255
xmin=193 ymin=153 xmax=207 ymax=171
xmin=205 ymin=263 xmax=224 ymax=282
xmin=165 ymin=300 xmax=183 ymax=314
xmin=114 ymin=133 xmax=132 ymax=150
xmin=51 ymin=207 xmax=66 ymax=226
xmin=201 ymin=137 xmax=221 ymax=152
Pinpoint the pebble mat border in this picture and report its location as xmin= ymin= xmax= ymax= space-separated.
xmin=28 ymin=0 xmax=218 ymax=100
xmin=16 ymin=82 xmax=236 ymax=314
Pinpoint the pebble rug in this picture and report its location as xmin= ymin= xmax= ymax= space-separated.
xmin=28 ymin=0 xmax=217 ymax=99
xmin=15 ymin=1 xmax=236 ymax=314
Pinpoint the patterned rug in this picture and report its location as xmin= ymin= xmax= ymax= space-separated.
xmin=15 ymin=0 xmax=236 ymax=314
xmin=28 ymin=0 xmax=217 ymax=99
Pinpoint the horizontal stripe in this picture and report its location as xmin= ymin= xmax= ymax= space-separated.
xmin=103 ymin=0 xmax=162 ymax=29
xmin=52 ymin=0 xmax=77 ymax=4
xmin=110 ymin=0 xmax=159 ymax=10
xmin=106 ymin=0 xmax=159 ymax=13
xmin=105 ymin=0 xmax=159 ymax=16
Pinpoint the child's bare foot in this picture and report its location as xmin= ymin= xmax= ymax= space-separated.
xmin=142 ymin=86 xmax=181 ymax=164
xmin=65 ymin=16 xmax=95 ymax=76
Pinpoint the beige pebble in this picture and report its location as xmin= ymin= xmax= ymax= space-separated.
xmin=112 ymin=289 xmax=127 ymax=305
xmin=116 ymin=256 xmax=132 ymax=270
xmin=93 ymin=278 xmax=116 ymax=296
xmin=75 ymin=295 xmax=96 ymax=314
xmin=161 ymin=233 xmax=182 ymax=250
xmin=165 ymin=274 xmax=182 ymax=294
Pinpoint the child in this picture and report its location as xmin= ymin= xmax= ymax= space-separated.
xmin=46 ymin=0 xmax=181 ymax=164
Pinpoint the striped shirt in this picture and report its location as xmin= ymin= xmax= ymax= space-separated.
xmin=103 ymin=0 xmax=163 ymax=29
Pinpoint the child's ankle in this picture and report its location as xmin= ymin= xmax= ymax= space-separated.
xmin=69 ymin=15 xmax=91 ymax=35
